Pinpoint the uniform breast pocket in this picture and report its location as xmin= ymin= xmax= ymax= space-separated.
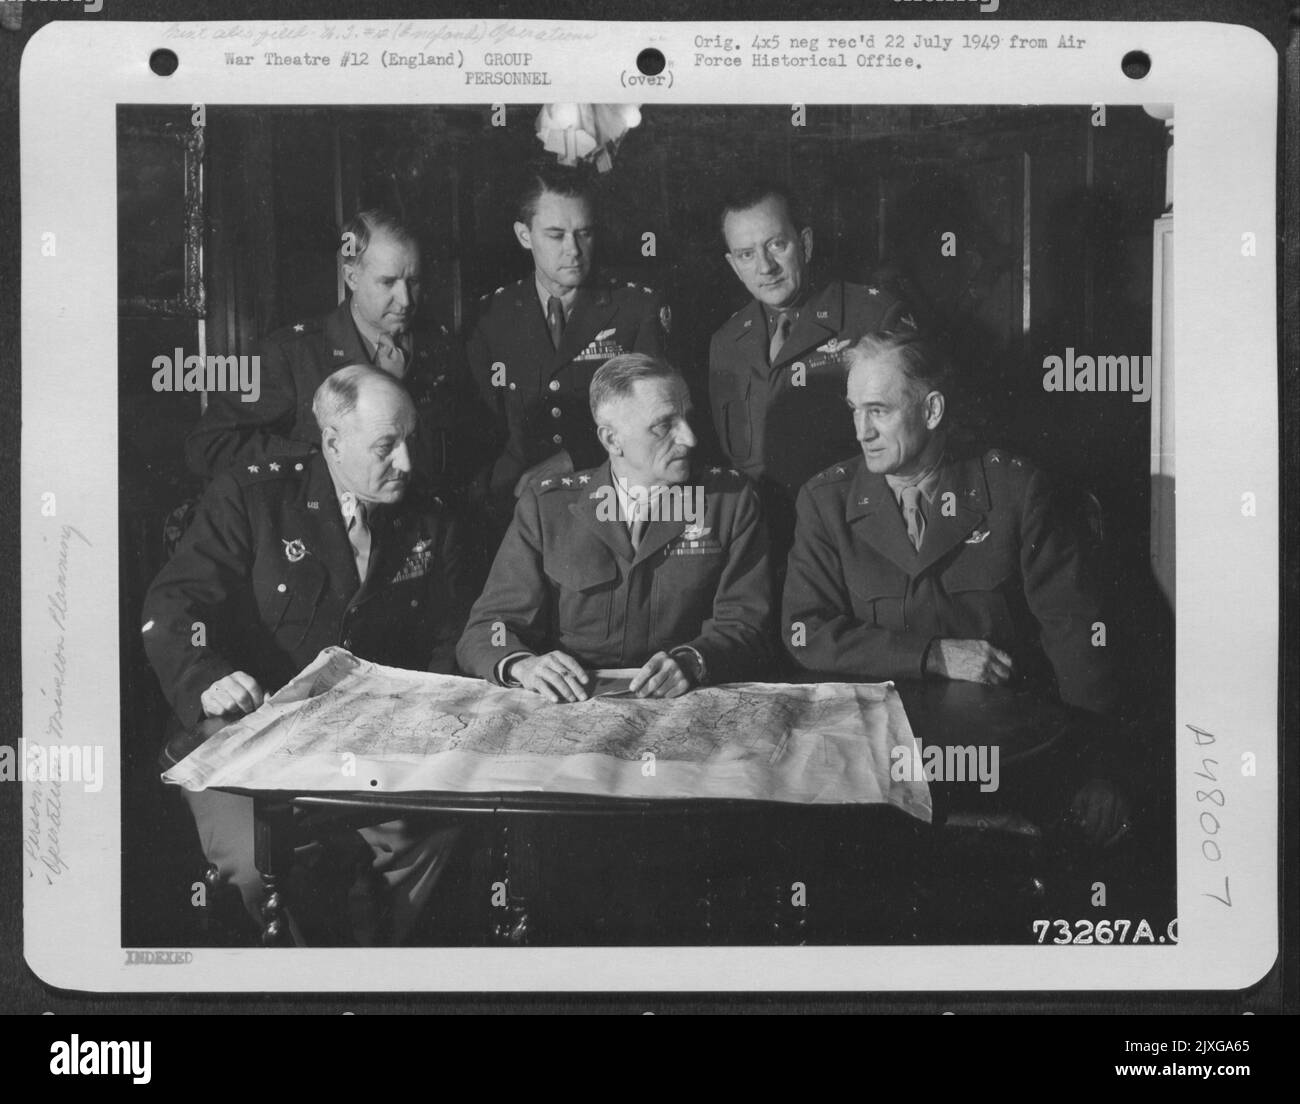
xmin=257 ymin=559 xmax=328 ymax=649
xmin=545 ymin=555 xmax=619 ymax=642
xmin=942 ymin=558 xmax=1016 ymax=639
xmin=847 ymin=576 xmax=907 ymax=630
xmin=715 ymin=377 xmax=753 ymax=462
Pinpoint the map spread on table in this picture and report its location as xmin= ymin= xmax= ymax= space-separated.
xmin=163 ymin=648 xmax=931 ymax=819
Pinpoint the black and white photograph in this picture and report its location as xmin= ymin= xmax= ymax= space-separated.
xmin=115 ymin=99 xmax=1178 ymax=952
xmin=11 ymin=11 xmax=1286 ymax=1016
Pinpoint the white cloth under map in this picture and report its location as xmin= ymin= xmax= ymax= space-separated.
xmin=163 ymin=648 xmax=931 ymax=820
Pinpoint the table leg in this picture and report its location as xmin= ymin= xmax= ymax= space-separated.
xmin=490 ymin=820 xmax=536 ymax=946
xmin=254 ymin=799 xmax=295 ymax=947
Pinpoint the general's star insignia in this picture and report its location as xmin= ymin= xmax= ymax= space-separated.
xmin=561 ymin=477 xmax=573 ymax=486
xmin=540 ymin=479 xmax=553 ymax=487
xmin=293 ymin=323 xmax=305 ymax=332
xmin=247 ymin=465 xmax=259 ymax=474
xmin=268 ymin=462 xmax=280 ymax=472
xmin=578 ymin=474 xmax=590 ymax=484
xmin=835 ymin=467 xmax=846 ymax=475
xmin=867 ymin=287 xmax=879 ymax=296
xmin=708 ymin=466 xmax=722 ymax=475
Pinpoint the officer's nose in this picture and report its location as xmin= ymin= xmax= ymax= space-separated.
xmin=758 ymin=247 xmax=780 ymax=275
xmin=390 ymin=440 xmax=413 ymax=474
xmin=676 ymin=418 xmax=698 ymax=452
xmin=854 ymin=410 xmax=875 ymax=440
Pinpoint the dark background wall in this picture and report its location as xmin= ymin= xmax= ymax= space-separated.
xmin=117 ymin=101 xmax=1172 ymax=944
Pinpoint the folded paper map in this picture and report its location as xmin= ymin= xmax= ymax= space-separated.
xmin=163 ymin=648 xmax=930 ymax=819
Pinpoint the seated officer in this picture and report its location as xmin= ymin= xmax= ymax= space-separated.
xmin=456 ymin=352 xmax=771 ymax=941
xmin=457 ymin=352 xmax=772 ymax=695
xmin=145 ymin=365 xmax=472 ymax=943
xmin=782 ymin=332 xmax=1129 ymax=845
xmin=186 ymin=208 xmax=495 ymax=499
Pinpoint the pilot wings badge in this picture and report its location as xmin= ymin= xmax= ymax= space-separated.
xmin=282 ymin=539 xmax=308 ymax=563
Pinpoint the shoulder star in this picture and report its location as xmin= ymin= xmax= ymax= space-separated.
xmin=293 ymin=323 xmax=305 ymax=332
xmin=578 ymin=474 xmax=590 ymax=484
xmin=268 ymin=462 xmax=280 ymax=472
xmin=247 ymin=465 xmax=259 ymax=473
xmin=561 ymin=477 xmax=573 ymax=486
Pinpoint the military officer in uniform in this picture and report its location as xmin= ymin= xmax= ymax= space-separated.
xmin=465 ymin=164 xmax=668 ymax=533
xmin=147 ymin=365 xmax=473 ymax=942
xmin=186 ymin=208 xmax=494 ymax=498
xmin=710 ymin=183 xmax=914 ymax=560
xmin=456 ymin=353 xmax=771 ymax=941
xmin=458 ymin=352 xmax=771 ymax=695
xmin=782 ymin=331 xmax=1130 ymax=845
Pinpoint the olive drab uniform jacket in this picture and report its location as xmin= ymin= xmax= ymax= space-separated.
xmin=456 ymin=460 xmax=773 ymax=687
xmin=782 ymin=448 xmax=1118 ymax=717
xmin=185 ymin=300 xmax=496 ymax=497
xmin=465 ymin=275 xmax=669 ymax=499
xmin=143 ymin=449 xmax=472 ymax=731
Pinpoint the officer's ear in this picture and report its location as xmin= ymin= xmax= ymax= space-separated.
xmin=923 ymin=390 xmax=945 ymax=430
xmin=513 ymin=220 xmax=533 ymax=252
xmin=799 ymin=226 xmax=814 ymax=264
xmin=320 ymin=424 xmax=343 ymax=461
xmin=596 ymin=423 xmax=621 ymax=456
xmin=342 ymin=258 xmax=360 ymax=294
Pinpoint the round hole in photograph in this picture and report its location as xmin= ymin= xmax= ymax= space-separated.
xmin=636 ymin=48 xmax=666 ymax=76
xmin=149 ymin=48 xmax=179 ymax=77
xmin=1121 ymin=50 xmax=1151 ymax=79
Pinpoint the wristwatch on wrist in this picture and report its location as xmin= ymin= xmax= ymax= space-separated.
xmin=670 ymin=646 xmax=706 ymax=688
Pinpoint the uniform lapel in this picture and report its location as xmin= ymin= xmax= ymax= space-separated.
xmin=292 ymin=455 xmax=361 ymax=596
xmin=323 ymin=300 xmax=373 ymax=371
xmin=554 ymin=283 xmax=617 ymax=369
xmin=569 ymin=460 xmax=635 ymax=562
xmin=730 ymin=299 xmax=769 ymax=379
xmin=632 ymin=498 xmax=688 ymax=565
xmin=774 ymin=282 xmax=842 ymax=368
xmin=844 ymin=463 xmax=918 ymax=575
xmin=914 ymin=455 xmax=989 ymax=574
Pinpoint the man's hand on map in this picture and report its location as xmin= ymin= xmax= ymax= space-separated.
xmin=200 ymin=671 xmax=266 ymax=718
xmin=510 ymin=651 xmax=591 ymax=703
xmin=629 ymin=652 xmax=691 ymax=699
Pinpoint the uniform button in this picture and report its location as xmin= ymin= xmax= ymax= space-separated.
xmin=509 ymin=382 xmax=517 ymax=390
xmin=552 ymin=434 xmax=563 ymax=445
xmin=551 ymin=407 xmax=562 ymax=418
xmin=276 ymin=583 xmax=287 ymax=593
xmin=548 ymin=380 xmax=561 ymax=392
xmin=410 ymin=599 xmax=419 ymax=608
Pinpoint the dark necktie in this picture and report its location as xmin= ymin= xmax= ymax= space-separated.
xmin=546 ymin=296 xmax=566 ymax=351
xmin=769 ymin=311 xmax=792 ymax=365
xmin=900 ymin=486 xmax=926 ymax=552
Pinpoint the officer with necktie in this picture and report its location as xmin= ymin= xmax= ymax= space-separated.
xmin=186 ymin=209 xmax=495 ymax=501
xmin=708 ymin=182 xmax=914 ymax=563
xmin=148 ymin=366 xmax=474 ymax=943
xmin=465 ymin=163 xmax=669 ymax=534
xmin=782 ymin=332 xmax=1132 ymax=846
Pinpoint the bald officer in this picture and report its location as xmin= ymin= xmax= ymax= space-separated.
xmin=465 ymin=164 xmax=668 ymax=528
xmin=782 ymin=332 xmax=1129 ymax=845
xmin=186 ymin=208 xmax=492 ymax=498
xmin=147 ymin=366 xmax=472 ymax=943
xmin=457 ymin=353 xmax=772 ymax=697
xmin=710 ymin=182 xmax=913 ymax=557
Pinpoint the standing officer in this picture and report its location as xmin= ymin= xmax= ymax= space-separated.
xmin=186 ymin=209 xmax=494 ymax=499
xmin=709 ymin=182 xmax=914 ymax=561
xmin=465 ymin=164 xmax=668 ymax=531
xmin=782 ymin=332 xmax=1129 ymax=845
xmin=148 ymin=365 xmax=473 ymax=943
